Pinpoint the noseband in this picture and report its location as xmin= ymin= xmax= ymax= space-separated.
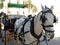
xmin=41 ymin=24 xmax=54 ymax=33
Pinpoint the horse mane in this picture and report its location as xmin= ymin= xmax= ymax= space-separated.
xmin=34 ymin=12 xmax=42 ymax=25
xmin=34 ymin=11 xmax=44 ymax=36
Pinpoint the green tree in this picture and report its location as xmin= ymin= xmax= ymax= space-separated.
xmin=31 ymin=5 xmax=37 ymax=13
xmin=0 ymin=0 xmax=5 ymax=9
xmin=1 ymin=0 xmax=5 ymax=2
xmin=24 ymin=0 xmax=37 ymax=14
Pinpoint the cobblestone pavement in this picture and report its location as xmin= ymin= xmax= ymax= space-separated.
xmin=0 ymin=38 xmax=21 ymax=45
xmin=0 ymin=37 xmax=60 ymax=45
xmin=40 ymin=37 xmax=60 ymax=45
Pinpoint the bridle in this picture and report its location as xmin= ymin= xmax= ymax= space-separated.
xmin=40 ymin=9 xmax=55 ymax=33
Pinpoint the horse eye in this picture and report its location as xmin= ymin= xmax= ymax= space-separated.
xmin=40 ymin=15 xmax=47 ymax=23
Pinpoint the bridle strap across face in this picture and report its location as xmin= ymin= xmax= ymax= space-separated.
xmin=41 ymin=24 xmax=53 ymax=27
xmin=41 ymin=24 xmax=54 ymax=32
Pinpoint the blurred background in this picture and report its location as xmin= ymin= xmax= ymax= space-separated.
xmin=0 ymin=0 xmax=60 ymax=37
xmin=0 ymin=0 xmax=60 ymax=45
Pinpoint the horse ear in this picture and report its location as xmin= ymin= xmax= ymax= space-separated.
xmin=50 ymin=6 xmax=53 ymax=10
xmin=45 ymin=5 xmax=50 ymax=11
xmin=41 ymin=5 xmax=45 ymax=11
xmin=45 ymin=5 xmax=49 ymax=9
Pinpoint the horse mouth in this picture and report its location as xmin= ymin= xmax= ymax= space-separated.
xmin=46 ymin=32 xmax=54 ymax=41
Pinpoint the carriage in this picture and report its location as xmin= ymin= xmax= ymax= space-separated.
xmin=0 ymin=13 xmax=25 ymax=42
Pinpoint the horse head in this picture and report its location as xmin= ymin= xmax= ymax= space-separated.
xmin=40 ymin=5 xmax=57 ymax=40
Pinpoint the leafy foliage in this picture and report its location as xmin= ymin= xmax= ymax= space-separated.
xmin=24 ymin=0 xmax=37 ymax=13
xmin=0 ymin=3 xmax=3 ymax=9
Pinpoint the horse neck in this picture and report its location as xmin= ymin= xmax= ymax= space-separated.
xmin=34 ymin=12 xmax=43 ymax=35
xmin=34 ymin=12 xmax=42 ymax=25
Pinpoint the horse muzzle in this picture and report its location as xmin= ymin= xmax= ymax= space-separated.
xmin=47 ymin=32 xmax=54 ymax=41
xmin=50 ymin=33 xmax=54 ymax=39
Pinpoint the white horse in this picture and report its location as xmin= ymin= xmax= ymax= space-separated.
xmin=14 ymin=6 xmax=57 ymax=45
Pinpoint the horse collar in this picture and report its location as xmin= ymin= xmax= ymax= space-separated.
xmin=30 ymin=17 xmax=42 ymax=39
